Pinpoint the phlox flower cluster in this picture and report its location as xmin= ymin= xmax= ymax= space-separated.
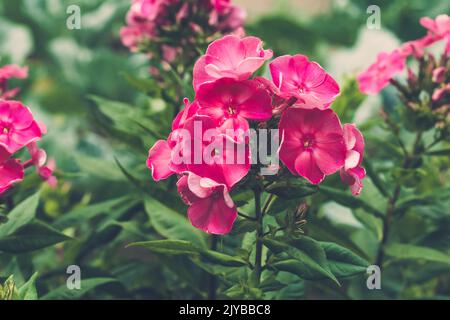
xmin=147 ymin=35 xmax=366 ymax=234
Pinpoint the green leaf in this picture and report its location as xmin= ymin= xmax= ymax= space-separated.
xmin=129 ymin=239 xmax=248 ymax=267
xmin=265 ymin=196 xmax=298 ymax=216
xmin=121 ymin=72 xmax=160 ymax=95
xmin=264 ymin=237 xmax=339 ymax=285
xmin=41 ymin=278 xmax=118 ymax=300
xmin=200 ymin=250 xmax=247 ymax=267
xmin=0 ymin=192 xmax=40 ymax=237
xmin=128 ymin=240 xmax=199 ymax=255
xmin=0 ymin=221 xmax=71 ymax=253
xmin=320 ymin=242 xmax=369 ymax=278
xmin=266 ymin=180 xmax=318 ymax=199
xmin=54 ymin=196 xmax=134 ymax=229
xmin=75 ymin=155 xmax=124 ymax=181
xmin=18 ymin=272 xmax=39 ymax=300
xmin=385 ymin=243 xmax=450 ymax=265
xmin=426 ymin=148 xmax=450 ymax=156
xmin=144 ymin=197 xmax=207 ymax=248
xmin=319 ymin=186 xmax=384 ymax=218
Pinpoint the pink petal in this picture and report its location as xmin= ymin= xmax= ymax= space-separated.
xmin=345 ymin=150 xmax=361 ymax=170
xmin=294 ymin=151 xmax=325 ymax=184
xmin=0 ymin=159 xmax=24 ymax=193
xmin=146 ymin=140 xmax=174 ymax=181
xmin=187 ymin=192 xmax=237 ymax=234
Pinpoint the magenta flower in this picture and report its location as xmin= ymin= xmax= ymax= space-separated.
xmin=340 ymin=124 xmax=366 ymax=196
xmin=182 ymin=115 xmax=250 ymax=188
xmin=278 ymin=108 xmax=346 ymax=184
xmin=269 ymin=54 xmax=340 ymax=110
xmin=196 ymin=78 xmax=273 ymax=137
xmin=0 ymin=100 xmax=42 ymax=154
xmin=420 ymin=14 xmax=450 ymax=53
xmin=27 ymin=142 xmax=57 ymax=188
xmin=177 ymin=172 xmax=237 ymax=235
xmin=193 ymin=35 xmax=273 ymax=91
xmin=357 ymin=49 xmax=406 ymax=95
xmin=147 ymin=115 xmax=250 ymax=189
xmin=0 ymin=147 xmax=24 ymax=195
xmin=172 ymin=98 xmax=200 ymax=130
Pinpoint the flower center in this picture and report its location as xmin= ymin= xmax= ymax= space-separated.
xmin=297 ymin=82 xmax=308 ymax=94
xmin=227 ymin=105 xmax=236 ymax=116
xmin=1 ymin=126 xmax=9 ymax=135
xmin=303 ymin=136 xmax=314 ymax=149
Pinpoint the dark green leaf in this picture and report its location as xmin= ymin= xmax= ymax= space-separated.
xmin=144 ymin=197 xmax=207 ymax=248
xmin=320 ymin=242 xmax=369 ymax=278
xmin=319 ymin=186 xmax=384 ymax=218
xmin=41 ymin=278 xmax=118 ymax=300
xmin=0 ymin=193 xmax=40 ymax=237
xmin=264 ymin=237 xmax=339 ymax=284
xmin=0 ymin=221 xmax=71 ymax=253
xmin=18 ymin=272 xmax=38 ymax=300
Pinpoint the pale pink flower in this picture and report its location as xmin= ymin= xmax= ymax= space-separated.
xmin=278 ymin=108 xmax=346 ymax=184
xmin=0 ymin=64 xmax=28 ymax=100
xmin=0 ymin=100 xmax=42 ymax=154
xmin=193 ymin=35 xmax=273 ymax=91
xmin=357 ymin=49 xmax=406 ymax=95
xmin=340 ymin=124 xmax=366 ymax=196
xmin=177 ymin=172 xmax=237 ymax=234
xmin=400 ymin=34 xmax=438 ymax=59
xmin=420 ymin=14 xmax=450 ymax=53
xmin=269 ymin=55 xmax=340 ymax=110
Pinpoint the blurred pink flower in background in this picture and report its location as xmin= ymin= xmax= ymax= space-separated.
xmin=0 ymin=64 xmax=28 ymax=100
xmin=420 ymin=14 xmax=450 ymax=53
xmin=357 ymin=50 xmax=406 ymax=94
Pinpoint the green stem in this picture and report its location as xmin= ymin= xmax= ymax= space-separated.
xmin=376 ymin=131 xmax=423 ymax=268
xmin=207 ymin=235 xmax=218 ymax=300
xmin=254 ymin=187 xmax=263 ymax=285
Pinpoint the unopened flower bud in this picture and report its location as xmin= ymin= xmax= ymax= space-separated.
xmin=432 ymin=66 xmax=446 ymax=83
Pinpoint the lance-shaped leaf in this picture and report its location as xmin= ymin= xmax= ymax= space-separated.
xmin=0 ymin=221 xmax=71 ymax=253
xmin=0 ymin=192 xmax=40 ymax=237
xmin=320 ymin=242 xmax=369 ymax=278
xmin=264 ymin=237 xmax=339 ymax=285
xmin=144 ymin=197 xmax=207 ymax=248
xmin=319 ymin=185 xmax=384 ymax=218
xmin=41 ymin=278 xmax=118 ymax=300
